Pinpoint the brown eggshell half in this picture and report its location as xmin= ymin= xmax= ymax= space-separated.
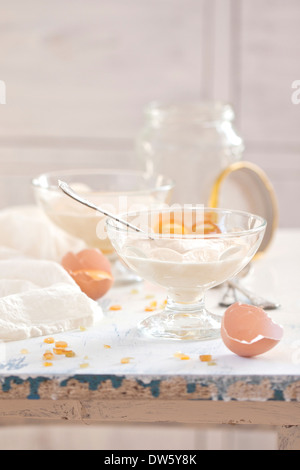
xmin=61 ymin=249 xmax=114 ymax=300
xmin=221 ymin=302 xmax=283 ymax=357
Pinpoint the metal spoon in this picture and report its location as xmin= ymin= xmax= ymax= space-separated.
xmin=219 ymin=284 xmax=238 ymax=307
xmin=219 ymin=264 xmax=280 ymax=310
xmin=219 ymin=263 xmax=251 ymax=307
xmin=58 ymin=180 xmax=154 ymax=239
xmin=227 ymin=279 xmax=280 ymax=310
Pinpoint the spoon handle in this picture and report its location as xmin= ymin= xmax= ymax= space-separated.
xmin=228 ymin=279 xmax=280 ymax=310
xmin=58 ymin=180 xmax=152 ymax=238
xmin=219 ymin=285 xmax=238 ymax=308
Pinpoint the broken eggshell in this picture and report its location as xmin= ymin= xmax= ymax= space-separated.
xmin=221 ymin=302 xmax=283 ymax=357
xmin=61 ymin=248 xmax=114 ymax=301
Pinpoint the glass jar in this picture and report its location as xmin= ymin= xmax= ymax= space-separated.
xmin=136 ymin=101 xmax=244 ymax=204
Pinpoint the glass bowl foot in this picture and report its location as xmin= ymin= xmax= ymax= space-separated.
xmin=138 ymin=304 xmax=221 ymax=341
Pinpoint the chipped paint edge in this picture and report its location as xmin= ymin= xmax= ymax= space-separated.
xmin=0 ymin=374 xmax=299 ymax=402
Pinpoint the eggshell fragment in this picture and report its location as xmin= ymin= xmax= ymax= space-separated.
xmin=61 ymin=249 xmax=113 ymax=300
xmin=221 ymin=302 xmax=283 ymax=357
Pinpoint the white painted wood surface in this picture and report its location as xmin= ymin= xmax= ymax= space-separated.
xmin=0 ymin=229 xmax=299 ymax=450
xmin=0 ymin=229 xmax=298 ymax=390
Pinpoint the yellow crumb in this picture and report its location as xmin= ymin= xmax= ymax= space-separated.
xmin=173 ymin=351 xmax=182 ymax=358
xmin=120 ymin=357 xmax=134 ymax=364
xmin=130 ymin=289 xmax=139 ymax=294
xmin=43 ymin=362 xmax=53 ymax=367
xmin=103 ymin=344 xmax=111 ymax=349
xmin=109 ymin=305 xmax=122 ymax=311
xmin=79 ymin=363 xmax=89 ymax=369
xmin=79 ymin=326 xmax=87 ymax=331
xmin=20 ymin=349 xmax=29 ymax=355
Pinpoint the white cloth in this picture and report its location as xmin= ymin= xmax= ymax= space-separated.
xmin=0 ymin=205 xmax=102 ymax=341
xmin=0 ymin=205 xmax=86 ymax=261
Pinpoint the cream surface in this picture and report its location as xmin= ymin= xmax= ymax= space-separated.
xmin=122 ymin=238 xmax=251 ymax=302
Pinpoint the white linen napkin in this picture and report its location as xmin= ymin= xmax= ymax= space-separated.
xmin=0 ymin=205 xmax=103 ymax=341
xmin=0 ymin=205 xmax=86 ymax=261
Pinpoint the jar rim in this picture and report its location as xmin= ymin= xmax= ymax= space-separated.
xmin=144 ymin=100 xmax=235 ymax=124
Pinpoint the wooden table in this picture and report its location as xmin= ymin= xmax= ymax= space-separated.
xmin=0 ymin=229 xmax=299 ymax=450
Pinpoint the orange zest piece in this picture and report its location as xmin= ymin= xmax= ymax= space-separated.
xmin=192 ymin=221 xmax=221 ymax=235
xmin=174 ymin=352 xmax=190 ymax=360
xmin=160 ymin=299 xmax=168 ymax=308
xmin=43 ymin=351 xmax=54 ymax=361
xmin=55 ymin=341 xmax=68 ymax=349
xmin=44 ymin=337 xmax=55 ymax=344
xmin=199 ymin=354 xmax=212 ymax=362
xmin=153 ymin=211 xmax=190 ymax=235
xmin=145 ymin=301 xmax=157 ymax=312
xmin=156 ymin=222 xmax=189 ymax=235
xmin=103 ymin=344 xmax=111 ymax=349
xmin=43 ymin=362 xmax=53 ymax=367
xmin=53 ymin=347 xmax=67 ymax=355
xmin=64 ymin=350 xmax=76 ymax=358
xmin=120 ymin=357 xmax=133 ymax=364
xmin=109 ymin=305 xmax=122 ymax=311
xmin=153 ymin=212 xmax=173 ymax=233
xmin=180 ymin=354 xmax=190 ymax=360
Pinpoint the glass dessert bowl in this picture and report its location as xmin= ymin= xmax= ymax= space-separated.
xmin=32 ymin=169 xmax=174 ymax=284
xmin=106 ymin=207 xmax=267 ymax=340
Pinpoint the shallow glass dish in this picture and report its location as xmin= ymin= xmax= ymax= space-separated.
xmin=32 ymin=169 xmax=174 ymax=283
xmin=106 ymin=207 xmax=266 ymax=340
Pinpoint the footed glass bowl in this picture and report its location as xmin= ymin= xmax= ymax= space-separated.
xmin=32 ymin=169 xmax=174 ymax=284
xmin=106 ymin=207 xmax=266 ymax=340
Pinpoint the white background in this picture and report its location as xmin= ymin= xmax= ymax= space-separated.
xmin=0 ymin=0 xmax=300 ymax=226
